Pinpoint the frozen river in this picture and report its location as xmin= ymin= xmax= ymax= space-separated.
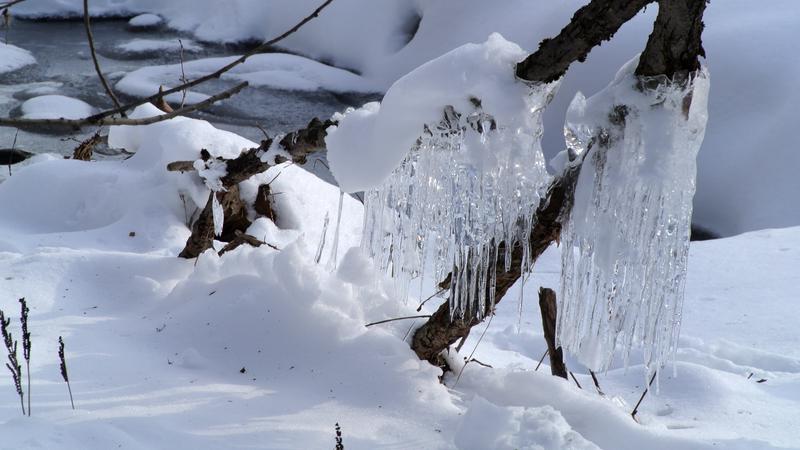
xmin=0 ymin=18 xmax=378 ymax=160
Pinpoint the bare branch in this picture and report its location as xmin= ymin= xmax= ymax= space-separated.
xmin=516 ymin=0 xmax=652 ymax=83
xmin=0 ymin=0 xmax=26 ymax=9
xmin=0 ymin=82 xmax=248 ymax=129
xmin=83 ymin=0 xmax=122 ymax=110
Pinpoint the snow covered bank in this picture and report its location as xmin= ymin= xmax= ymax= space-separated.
xmin=20 ymin=95 xmax=95 ymax=120
xmin=0 ymin=43 xmax=36 ymax=75
xmin=0 ymin=104 xmax=797 ymax=448
xmin=116 ymin=52 xmax=379 ymax=104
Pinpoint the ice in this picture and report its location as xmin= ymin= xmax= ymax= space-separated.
xmin=557 ymin=58 xmax=711 ymax=375
xmin=360 ymin=85 xmax=557 ymax=320
xmin=0 ymin=43 xmax=36 ymax=75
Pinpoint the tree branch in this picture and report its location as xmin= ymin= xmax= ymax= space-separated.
xmin=83 ymin=0 xmax=122 ymax=111
xmin=0 ymin=0 xmax=26 ymax=9
xmin=516 ymin=0 xmax=652 ymax=83
xmin=0 ymin=82 xmax=248 ymax=129
xmin=635 ymin=0 xmax=707 ymax=78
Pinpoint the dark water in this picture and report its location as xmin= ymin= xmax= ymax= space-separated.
xmin=0 ymin=19 xmax=378 ymax=164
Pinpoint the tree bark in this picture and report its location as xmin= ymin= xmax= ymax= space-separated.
xmin=539 ymin=287 xmax=567 ymax=379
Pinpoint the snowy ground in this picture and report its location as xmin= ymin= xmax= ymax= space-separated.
xmin=0 ymin=112 xmax=797 ymax=449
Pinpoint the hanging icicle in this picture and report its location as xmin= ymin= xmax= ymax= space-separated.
xmin=326 ymin=34 xmax=559 ymax=320
xmin=557 ymin=58 xmax=710 ymax=375
xmin=361 ymin=83 xmax=558 ymax=320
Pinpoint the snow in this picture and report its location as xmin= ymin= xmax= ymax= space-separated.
xmin=115 ymin=38 xmax=201 ymax=55
xmin=128 ymin=13 xmax=163 ymax=29
xmin=0 ymin=95 xmax=798 ymax=449
xmin=116 ymin=53 xmax=378 ymax=105
xmin=558 ymin=59 xmax=710 ymax=374
xmin=0 ymin=43 xmax=36 ymax=75
xmin=20 ymin=95 xmax=95 ymax=120
xmin=327 ymin=33 xmax=550 ymax=193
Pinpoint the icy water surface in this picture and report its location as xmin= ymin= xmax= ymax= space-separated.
xmin=0 ymin=19 xmax=378 ymax=160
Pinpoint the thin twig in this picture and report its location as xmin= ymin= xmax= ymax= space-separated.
xmin=178 ymin=39 xmax=188 ymax=108
xmin=7 ymin=128 xmax=18 ymax=176
xmin=454 ymin=312 xmax=494 ymax=387
xmin=534 ymin=349 xmax=549 ymax=371
xmin=365 ymin=315 xmax=431 ymax=328
xmin=0 ymin=0 xmax=27 ymax=9
xmin=416 ymin=287 xmax=446 ymax=312
xmin=631 ymin=371 xmax=658 ymax=422
xmin=83 ymin=0 xmax=122 ymax=110
xmin=569 ymin=371 xmax=583 ymax=389
xmin=0 ymin=82 xmax=248 ymax=128
xmin=590 ymin=370 xmax=605 ymax=396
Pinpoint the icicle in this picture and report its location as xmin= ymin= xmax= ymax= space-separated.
xmin=362 ymin=81 xmax=559 ymax=320
xmin=315 ymin=211 xmax=330 ymax=264
xmin=327 ymin=189 xmax=345 ymax=270
xmin=557 ymin=58 xmax=710 ymax=376
xmin=211 ymin=193 xmax=224 ymax=237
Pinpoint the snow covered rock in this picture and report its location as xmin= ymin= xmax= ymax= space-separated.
xmin=115 ymin=38 xmax=201 ymax=56
xmin=127 ymin=13 xmax=164 ymax=30
xmin=20 ymin=95 xmax=96 ymax=120
xmin=116 ymin=53 xmax=377 ymax=105
xmin=0 ymin=43 xmax=36 ymax=75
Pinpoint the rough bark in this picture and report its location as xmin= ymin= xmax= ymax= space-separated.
xmin=636 ymin=0 xmax=707 ymax=79
xmin=539 ymin=287 xmax=567 ymax=379
xmin=515 ymin=0 xmax=651 ymax=83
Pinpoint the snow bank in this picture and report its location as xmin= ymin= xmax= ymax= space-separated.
xmin=20 ymin=95 xmax=95 ymax=120
xmin=115 ymin=38 xmax=201 ymax=55
xmin=0 ymin=43 xmax=36 ymax=75
xmin=128 ymin=13 xmax=163 ymax=29
xmin=116 ymin=52 xmax=378 ymax=105
xmin=456 ymin=396 xmax=599 ymax=450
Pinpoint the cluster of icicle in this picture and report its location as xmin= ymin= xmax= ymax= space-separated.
xmin=361 ymin=82 xmax=559 ymax=320
xmin=557 ymin=60 xmax=710 ymax=375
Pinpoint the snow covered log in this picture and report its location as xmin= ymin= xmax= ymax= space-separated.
xmin=174 ymin=117 xmax=335 ymax=258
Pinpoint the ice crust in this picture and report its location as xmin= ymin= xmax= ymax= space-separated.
xmin=558 ymin=59 xmax=710 ymax=374
xmin=353 ymin=34 xmax=557 ymax=319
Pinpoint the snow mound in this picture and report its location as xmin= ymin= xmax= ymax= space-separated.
xmin=115 ymin=38 xmax=201 ymax=55
xmin=20 ymin=95 xmax=96 ymax=120
xmin=128 ymin=13 xmax=163 ymax=29
xmin=456 ymin=396 xmax=599 ymax=450
xmin=0 ymin=43 xmax=36 ymax=75
xmin=116 ymin=52 xmax=378 ymax=105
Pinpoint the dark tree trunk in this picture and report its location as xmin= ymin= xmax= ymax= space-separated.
xmin=539 ymin=287 xmax=567 ymax=379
